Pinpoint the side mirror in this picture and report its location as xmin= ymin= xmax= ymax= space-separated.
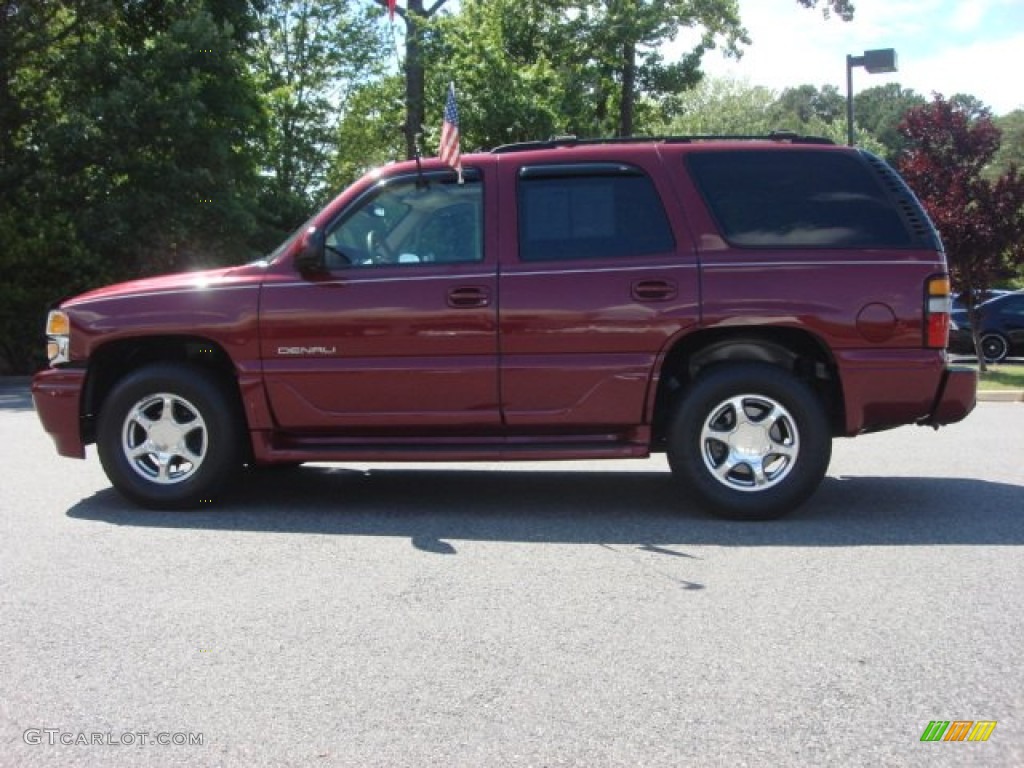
xmin=294 ymin=226 xmax=325 ymax=273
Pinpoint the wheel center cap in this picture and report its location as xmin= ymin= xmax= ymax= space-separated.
xmin=149 ymin=422 xmax=180 ymax=451
xmin=732 ymin=423 xmax=770 ymax=457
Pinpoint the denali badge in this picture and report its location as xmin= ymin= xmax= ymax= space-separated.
xmin=277 ymin=346 xmax=337 ymax=355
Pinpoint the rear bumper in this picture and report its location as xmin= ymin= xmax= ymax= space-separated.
xmin=31 ymin=368 xmax=87 ymax=458
xmin=921 ymin=365 xmax=977 ymax=427
xmin=836 ymin=350 xmax=976 ymax=434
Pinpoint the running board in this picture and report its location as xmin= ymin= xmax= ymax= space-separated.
xmin=249 ymin=430 xmax=651 ymax=464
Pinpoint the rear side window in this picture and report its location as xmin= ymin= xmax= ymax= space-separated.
xmin=687 ymin=150 xmax=914 ymax=248
xmin=518 ymin=165 xmax=675 ymax=261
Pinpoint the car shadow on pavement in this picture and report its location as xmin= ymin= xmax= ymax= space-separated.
xmin=65 ymin=466 xmax=1024 ymax=550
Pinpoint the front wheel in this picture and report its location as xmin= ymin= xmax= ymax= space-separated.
xmin=667 ymin=363 xmax=831 ymax=521
xmin=97 ymin=364 xmax=243 ymax=509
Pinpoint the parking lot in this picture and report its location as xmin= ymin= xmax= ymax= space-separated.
xmin=1 ymin=380 xmax=1022 ymax=767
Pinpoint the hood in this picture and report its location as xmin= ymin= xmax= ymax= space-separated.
xmin=64 ymin=264 xmax=266 ymax=307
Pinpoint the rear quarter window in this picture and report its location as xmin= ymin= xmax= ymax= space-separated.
xmin=687 ymin=150 xmax=914 ymax=248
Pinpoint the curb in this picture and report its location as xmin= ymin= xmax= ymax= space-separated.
xmin=977 ymin=389 xmax=1024 ymax=402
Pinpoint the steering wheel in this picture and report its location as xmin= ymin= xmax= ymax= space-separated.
xmin=366 ymin=230 xmax=398 ymax=264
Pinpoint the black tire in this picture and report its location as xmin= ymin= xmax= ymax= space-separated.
xmin=97 ymin=363 xmax=243 ymax=509
xmin=980 ymin=333 xmax=1009 ymax=364
xmin=667 ymin=362 xmax=831 ymax=521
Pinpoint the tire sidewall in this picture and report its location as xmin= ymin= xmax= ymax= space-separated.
xmin=97 ymin=363 xmax=240 ymax=509
xmin=980 ymin=333 xmax=1009 ymax=364
xmin=668 ymin=363 xmax=831 ymax=520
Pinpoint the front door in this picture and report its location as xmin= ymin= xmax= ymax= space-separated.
xmin=259 ymin=170 xmax=500 ymax=433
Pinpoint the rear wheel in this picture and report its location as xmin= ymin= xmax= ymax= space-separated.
xmin=97 ymin=364 xmax=242 ymax=509
xmin=667 ymin=363 xmax=831 ymax=520
xmin=980 ymin=332 xmax=1009 ymax=364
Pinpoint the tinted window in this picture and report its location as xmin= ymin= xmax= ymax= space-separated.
xmin=518 ymin=168 xmax=675 ymax=261
xmin=687 ymin=150 xmax=913 ymax=248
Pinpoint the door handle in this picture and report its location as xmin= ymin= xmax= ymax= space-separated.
xmin=631 ymin=279 xmax=677 ymax=302
xmin=447 ymin=286 xmax=490 ymax=308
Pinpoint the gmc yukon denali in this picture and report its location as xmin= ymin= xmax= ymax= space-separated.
xmin=32 ymin=135 xmax=977 ymax=520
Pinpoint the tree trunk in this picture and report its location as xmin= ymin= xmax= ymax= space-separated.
xmin=404 ymin=0 xmax=425 ymax=159
xmin=969 ymin=305 xmax=988 ymax=373
xmin=618 ymin=39 xmax=636 ymax=137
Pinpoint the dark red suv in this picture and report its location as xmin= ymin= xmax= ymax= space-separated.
xmin=33 ymin=136 xmax=976 ymax=519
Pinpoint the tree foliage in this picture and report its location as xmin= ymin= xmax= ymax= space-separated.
xmin=571 ymin=0 xmax=749 ymax=136
xmin=252 ymin=0 xmax=386 ymax=225
xmin=12 ymin=0 xmax=1022 ymax=377
xmin=795 ymin=0 xmax=854 ymax=20
xmin=852 ymin=83 xmax=926 ymax=161
xmin=654 ymin=77 xmax=885 ymax=155
xmin=0 ymin=0 xmax=267 ymax=372
xmin=897 ymin=95 xmax=1024 ymax=367
xmin=990 ymin=110 xmax=1024 ymax=178
xmin=771 ymin=84 xmax=845 ymax=128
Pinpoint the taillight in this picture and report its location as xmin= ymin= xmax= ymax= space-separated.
xmin=925 ymin=275 xmax=951 ymax=348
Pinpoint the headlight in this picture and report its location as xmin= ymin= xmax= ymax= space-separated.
xmin=46 ymin=310 xmax=70 ymax=366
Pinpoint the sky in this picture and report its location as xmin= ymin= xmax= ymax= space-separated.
xmin=681 ymin=0 xmax=1024 ymax=116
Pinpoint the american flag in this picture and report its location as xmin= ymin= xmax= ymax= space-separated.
xmin=439 ymin=83 xmax=462 ymax=181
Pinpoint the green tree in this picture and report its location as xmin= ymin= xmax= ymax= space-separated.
xmin=770 ymin=84 xmax=845 ymax=128
xmin=852 ymin=83 xmax=925 ymax=161
xmin=654 ymin=77 xmax=885 ymax=155
xmin=424 ymin=0 xmax=563 ymax=150
xmin=252 ymin=0 xmax=387 ymax=227
xmin=991 ymin=110 xmax=1024 ymax=180
xmin=656 ymin=77 xmax=778 ymax=134
xmin=796 ymin=0 xmax=854 ymax=19
xmin=585 ymin=0 xmax=748 ymax=136
xmin=332 ymin=74 xmax=407 ymax=187
xmin=0 ymin=1 xmax=267 ymax=372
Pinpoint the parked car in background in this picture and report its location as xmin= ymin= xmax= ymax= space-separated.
xmin=949 ymin=290 xmax=1024 ymax=363
xmin=951 ymin=288 xmax=1013 ymax=312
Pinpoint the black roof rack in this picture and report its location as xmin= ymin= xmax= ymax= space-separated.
xmin=490 ymin=131 xmax=835 ymax=154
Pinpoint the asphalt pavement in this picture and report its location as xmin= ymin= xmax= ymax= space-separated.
xmin=1 ymin=381 xmax=1022 ymax=767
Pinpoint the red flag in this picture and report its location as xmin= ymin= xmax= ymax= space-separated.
xmin=439 ymin=82 xmax=462 ymax=181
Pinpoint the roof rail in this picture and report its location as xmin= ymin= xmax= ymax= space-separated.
xmin=490 ymin=131 xmax=834 ymax=154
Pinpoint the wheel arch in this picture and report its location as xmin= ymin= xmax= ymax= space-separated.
xmin=649 ymin=326 xmax=845 ymax=446
xmin=81 ymin=336 xmax=244 ymax=446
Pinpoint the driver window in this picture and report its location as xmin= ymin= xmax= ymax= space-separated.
xmin=324 ymin=176 xmax=483 ymax=268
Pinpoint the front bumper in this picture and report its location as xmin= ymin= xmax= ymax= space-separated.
xmin=32 ymin=368 xmax=87 ymax=458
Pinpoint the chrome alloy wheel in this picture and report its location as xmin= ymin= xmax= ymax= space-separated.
xmin=120 ymin=392 xmax=208 ymax=484
xmin=699 ymin=394 xmax=799 ymax=492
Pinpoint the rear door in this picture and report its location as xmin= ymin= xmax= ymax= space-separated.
xmin=495 ymin=152 xmax=700 ymax=430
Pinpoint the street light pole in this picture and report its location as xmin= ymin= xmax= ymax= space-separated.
xmin=845 ymin=48 xmax=898 ymax=146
